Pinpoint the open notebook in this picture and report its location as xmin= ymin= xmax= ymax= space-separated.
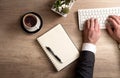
xmin=37 ymin=24 xmax=79 ymax=71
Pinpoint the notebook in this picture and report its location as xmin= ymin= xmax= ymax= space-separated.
xmin=37 ymin=24 xmax=79 ymax=71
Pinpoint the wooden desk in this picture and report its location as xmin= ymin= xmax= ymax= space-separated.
xmin=0 ymin=0 xmax=120 ymax=78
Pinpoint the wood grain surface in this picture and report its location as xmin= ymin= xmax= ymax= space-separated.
xmin=0 ymin=0 xmax=120 ymax=78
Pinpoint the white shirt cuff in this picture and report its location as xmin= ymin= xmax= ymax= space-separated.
xmin=82 ymin=43 xmax=96 ymax=54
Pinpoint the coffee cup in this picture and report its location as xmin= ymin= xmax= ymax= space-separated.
xmin=21 ymin=12 xmax=43 ymax=33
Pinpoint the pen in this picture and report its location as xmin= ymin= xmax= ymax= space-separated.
xmin=46 ymin=46 xmax=62 ymax=63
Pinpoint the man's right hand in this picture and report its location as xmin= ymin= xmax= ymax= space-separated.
xmin=83 ymin=18 xmax=101 ymax=45
xmin=106 ymin=15 xmax=120 ymax=43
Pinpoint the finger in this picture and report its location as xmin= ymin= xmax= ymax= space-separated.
xmin=83 ymin=20 xmax=88 ymax=34
xmin=97 ymin=19 xmax=100 ymax=33
xmin=107 ymin=18 xmax=118 ymax=29
xmin=109 ymin=15 xmax=120 ymax=24
xmin=97 ymin=20 xmax=100 ymax=32
xmin=94 ymin=19 xmax=99 ymax=31
xmin=87 ymin=19 xmax=90 ymax=29
xmin=83 ymin=20 xmax=88 ymax=30
xmin=106 ymin=24 xmax=114 ymax=37
xmin=90 ymin=18 xmax=94 ymax=29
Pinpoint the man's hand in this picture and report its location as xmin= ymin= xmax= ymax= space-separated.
xmin=106 ymin=15 xmax=120 ymax=43
xmin=83 ymin=18 xmax=101 ymax=44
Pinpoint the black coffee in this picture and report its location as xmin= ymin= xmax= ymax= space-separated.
xmin=25 ymin=15 xmax=37 ymax=27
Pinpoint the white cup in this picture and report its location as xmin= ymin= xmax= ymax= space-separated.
xmin=23 ymin=13 xmax=41 ymax=32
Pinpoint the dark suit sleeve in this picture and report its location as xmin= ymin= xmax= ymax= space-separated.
xmin=75 ymin=51 xmax=95 ymax=78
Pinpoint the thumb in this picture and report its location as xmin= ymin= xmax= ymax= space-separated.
xmin=106 ymin=24 xmax=114 ymax=37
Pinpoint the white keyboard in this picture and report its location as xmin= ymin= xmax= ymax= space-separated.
xmin=78 ymin=7 xmax=120 ymax=30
